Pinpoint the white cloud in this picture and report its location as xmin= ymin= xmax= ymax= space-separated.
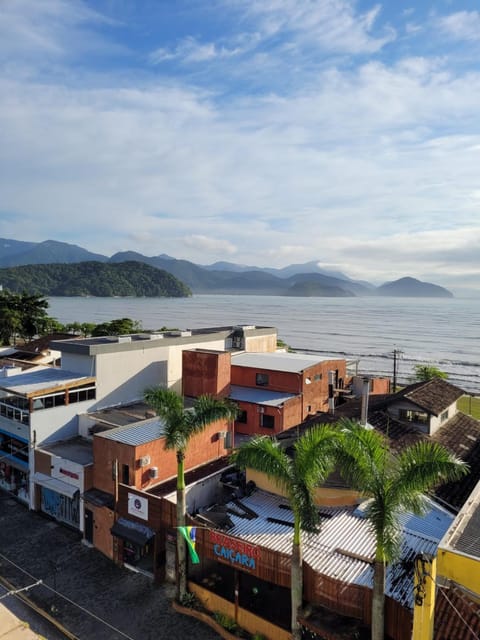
xmin=437 ymin=11 xmax=480 ymax=42
xmin=0 ymin=1 xmax=479 ymax=291
xmin=183 ymin=235 xmax=237 ymax=255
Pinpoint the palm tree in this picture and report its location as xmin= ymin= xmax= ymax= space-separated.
xmin=335 ymin=419 xmax=467 ymax=640
xmin=231 ymin=426 xmax=339 ymax=640
xmin=144 ymin=387 xmax=237 ymax=601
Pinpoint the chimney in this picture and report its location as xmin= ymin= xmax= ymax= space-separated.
xmin=361 ymin=377 xmax=370 ymax=426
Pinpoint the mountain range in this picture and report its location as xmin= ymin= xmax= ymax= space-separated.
xmin=0 ymin=238 xmax=453 ymax=298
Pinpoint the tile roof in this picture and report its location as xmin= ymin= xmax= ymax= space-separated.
xmin=391 ymin=378 xmax=465 ymax=416
xmin=434 ymin=584 xmax=480 ymax=640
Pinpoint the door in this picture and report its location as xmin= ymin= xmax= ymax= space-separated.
xmin=84 ymin=508 xmax=93 ymax=544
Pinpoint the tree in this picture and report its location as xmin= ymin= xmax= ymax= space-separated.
xmin=412 ymin=364 xmax=448 ymax=382
xmin=231 ymin=427 xmax=339 ymax=640
xmin=0 ymin=290 xmax=50 ymax=344
xmin=144 ymin=387 xmax=237 ymax=601
xmin=335 ymin=419 xmax=467 ymax=640
xmin=92 ymin=317 xmax=142 ymax=336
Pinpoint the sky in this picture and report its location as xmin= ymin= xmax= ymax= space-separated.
xmin=1 ymin=0 xmax=479 ymax=294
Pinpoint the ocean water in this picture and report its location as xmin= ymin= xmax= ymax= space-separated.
xmin=47 ymin=295 xmax=480 ymax=394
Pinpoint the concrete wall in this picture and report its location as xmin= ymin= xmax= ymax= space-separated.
xmin=31 ymin=403 xmax=95 ymax=444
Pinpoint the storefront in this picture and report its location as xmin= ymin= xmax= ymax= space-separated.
xmin=33 ymin=472 xmax=80 ymax=528
xmin=111 ymin=517 xmax=155 ymax=573
xmin=189 ymin=527 xmax=291 ymax=631
xmin=0 ymin=431 xmax=29 ymax=503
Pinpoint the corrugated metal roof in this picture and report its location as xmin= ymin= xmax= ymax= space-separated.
xmin=213 ymin=489 xmax=453 ymax=609
xmin=95 ymin=417 xmax=166 ymax=445
xmin=229 ymin=385 xmax=297 ymax=407
xmin=231 ymin=351 xmax=340 ymax=373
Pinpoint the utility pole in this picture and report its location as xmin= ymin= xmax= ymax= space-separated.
xmin=392 ymin=348 xmax=404 ymax=393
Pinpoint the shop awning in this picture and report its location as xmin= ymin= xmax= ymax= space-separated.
xmin=111 ymin=517 xmax=155 ymax=546
xmin=33 ymin=472 xmax=79 ymax=499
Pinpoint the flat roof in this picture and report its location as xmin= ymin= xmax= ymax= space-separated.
xmin=38 ymin=437 xmax=93 ymax=466
xmin=50 ymin=325 xmax=276 ymax=356
xmin=229 ymin=385 xmax=297 ymax=407
xmin=231 ymin=351 xmax=343 ymax=373
xmin=0 ymin=368 xmax=95 ymax=398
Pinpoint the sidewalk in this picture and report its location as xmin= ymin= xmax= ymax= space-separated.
xmin=0 ymin=604 xmax=44 ymax=639
xmin=0 ymin=495 xmax=220 ymax=640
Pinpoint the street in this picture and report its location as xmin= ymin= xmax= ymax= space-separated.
xmin=0 ymin=495 xmax=220 ymax=640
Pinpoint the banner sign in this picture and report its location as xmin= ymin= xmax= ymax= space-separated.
xmin=210 ymin=530 xmax=260 ymax=570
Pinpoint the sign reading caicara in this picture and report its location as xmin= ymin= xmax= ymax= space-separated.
xmin=210 ymin=530 xmax=260 ymax=570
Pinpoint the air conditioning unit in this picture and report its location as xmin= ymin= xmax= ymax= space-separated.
xmin=138 ymin=455 xmax=151 ymax=468
xmin=257 ymin=406 xmax=265 ymax=413
xmin=149 ymin=467 xmax=158 ymax=479
xmin=218 ymin=431 xmax=227 ymax=439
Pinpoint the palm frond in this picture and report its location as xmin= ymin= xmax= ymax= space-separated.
xmin=393 ymin=441 xmax=468 ymax=510
xmin=294 ymin=424 xmax=338 ymax=492
xmin=231 ymin=436 xmax=292 ymax=495
xmin=335 ymin=419 xmax=390 ymax=494
xmin=189 ymin=395 xmax=238 ymax=434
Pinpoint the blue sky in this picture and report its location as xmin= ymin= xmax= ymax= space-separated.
xmin=1 ymin=1 xmax=479 ymax=293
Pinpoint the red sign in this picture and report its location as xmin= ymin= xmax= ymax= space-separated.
xmin=209 ymin=530 xmax=261 ymax=559
xmin=59 ymin=468 xmax=79 ymax=480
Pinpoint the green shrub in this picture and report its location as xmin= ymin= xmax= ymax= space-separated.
xmin=213 ymin=611 xmax=238 ymax=632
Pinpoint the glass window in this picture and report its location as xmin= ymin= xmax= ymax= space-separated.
xmin=256 ymin=373 xmax=269 ymax=386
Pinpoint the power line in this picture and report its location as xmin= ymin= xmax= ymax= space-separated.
xmin=0 ymin=552 xmax=137 ymax=640
xmin=0 ymin=579 xmax=42 ymax=600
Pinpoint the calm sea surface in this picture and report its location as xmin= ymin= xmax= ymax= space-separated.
xmin=47 ymin=295 xmax=480 ymax=394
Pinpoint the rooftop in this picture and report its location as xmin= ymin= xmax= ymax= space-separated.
xmin=38 ymin=436 xmax=93 ymax=466
xmin=231 ymin=351 xmax=343 ymax=374
xmin=0 ymin=367 xmax=95 ymax=398
xmin=50 ymin=325 xmax=276 ymax=355
xmin=440 ymin=478 xmax=480 ymax=559
xmin=229 ymin=385 xmax=297 ymax=407
xmin=198 ymin=488 xmax=453 ymax=610
xmin=391 ymin=378 xmax=465 ymax=416
xmin=94 ymin=416 xmax=166 ymax=446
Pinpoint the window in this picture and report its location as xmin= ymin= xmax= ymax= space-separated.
xmin=399 ymin=409 xmax=429 ymax=425
xmin=260 ymin=414 xmax=275 ymax=429
xmin=68 ymin=384 xmax=96 ymax=404
xmin=122 ymin=464 xmax=130 ymax=485
xmin=314 ymin=373 xmax=322 ymax=381
xmin=256 ymin=373 xmax=269 ymax=386
xmin=440 ymin=409 xmax=449 ymax=422
xmin=236 ymin=410 xmax=247 ymax=424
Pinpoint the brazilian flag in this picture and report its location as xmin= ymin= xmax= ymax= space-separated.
xmin=179 ymin=526 xmax=200 ymax=564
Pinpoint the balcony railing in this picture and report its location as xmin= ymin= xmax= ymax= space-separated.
xmin=0 ymin=400 xmax=29 ymax=425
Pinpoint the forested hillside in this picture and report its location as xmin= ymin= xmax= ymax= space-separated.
xmin=0 ymin=261 xmax=191 ymax=297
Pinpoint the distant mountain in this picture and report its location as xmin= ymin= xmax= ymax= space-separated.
xmin=376 ymin=277 xmax=453 ymax=298
xmin=0 ymin=239 xmax=107 ymax=267
xmin=0 ymin=238 xmax=454 ymax=298
xmin=0 ymin=261 xmax=191 ymax=297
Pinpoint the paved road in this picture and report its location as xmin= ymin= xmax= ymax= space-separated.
xmin=0 ymin=495 xmax=220 ymax=640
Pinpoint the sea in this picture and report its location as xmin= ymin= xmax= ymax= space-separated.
xmin=47 ymin=295 xmax=480 ymax=395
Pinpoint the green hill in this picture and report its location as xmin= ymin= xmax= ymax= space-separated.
xmin=0 ymin=261 xmax=191 ymax=297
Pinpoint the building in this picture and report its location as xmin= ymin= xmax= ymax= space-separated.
xmin=183 ymin=348 xmax=350 ymax=439
xmin=0 ymin=325 xmax=276 ymax=514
